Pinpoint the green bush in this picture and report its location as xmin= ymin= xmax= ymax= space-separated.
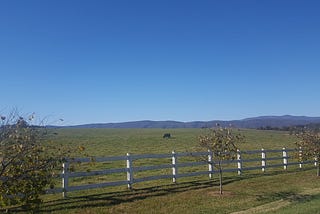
xmin=0 ymin=114 xmax=60 ymax=210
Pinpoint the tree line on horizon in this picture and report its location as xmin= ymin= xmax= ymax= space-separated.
xmin=257 ymin=123 xmax=320 ymax=132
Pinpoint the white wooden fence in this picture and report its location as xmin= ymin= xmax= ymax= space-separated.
xmin=47 ymin=148 xmax=318 ymax=198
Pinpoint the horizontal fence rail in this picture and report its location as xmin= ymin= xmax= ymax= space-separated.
xmin=47 ymin=148 xmax=318 ymax=198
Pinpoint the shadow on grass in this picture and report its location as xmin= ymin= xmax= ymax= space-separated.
xmin=38 ymin=180 xmax=216 ymax=213
xmin=6 ymin=167 xmax=315 ymax=213
xmin=8 ymin=179 xmax=235 ymax=213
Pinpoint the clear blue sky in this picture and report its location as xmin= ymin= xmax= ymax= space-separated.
xmin=1 ymin=0 xmax=320 ymax=125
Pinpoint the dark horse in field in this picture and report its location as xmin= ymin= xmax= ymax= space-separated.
xmin=163 ymin=133 xmax=171 ymax=138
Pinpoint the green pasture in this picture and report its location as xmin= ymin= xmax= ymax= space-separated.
xmin=5 ymin=128 xmax=320 ymax=213
xmin=48 ymin=128 xmax=296 ymax=156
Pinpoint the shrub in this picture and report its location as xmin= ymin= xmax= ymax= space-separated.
xmin=0 ymin=113 xmax=63 ymax=210
xmin=295 ymin=128 xmax=320 ymax=176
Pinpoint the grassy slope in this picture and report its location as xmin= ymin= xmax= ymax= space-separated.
xmin=8 ymin=128 xmax=319 ymax=213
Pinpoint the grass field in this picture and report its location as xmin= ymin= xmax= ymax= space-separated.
xmin=5 ymin=128 xmax=320 ymax=213
xmin=49 ymin=128 xmax=297 ymax=156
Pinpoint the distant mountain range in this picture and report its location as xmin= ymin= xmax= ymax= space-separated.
xmin=66 ymin=115 xmax=320 ymax=129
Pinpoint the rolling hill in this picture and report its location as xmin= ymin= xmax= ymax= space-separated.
xmin=67 ymin=115 xmax=320 ymax=129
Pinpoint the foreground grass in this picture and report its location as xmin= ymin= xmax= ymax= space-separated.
xmin=35 ymin=168 xmax=319 ymax=213
xmin=268 ymin=194 xmax=320 ymax=214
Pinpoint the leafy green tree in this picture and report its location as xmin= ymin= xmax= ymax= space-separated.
xmin=0 ymin=113 xmax=76 ymax=211
xmin=295 ymin=129 xmax=320 ymax=176
xmin=198 ymin=125 xmax=245 ymax=194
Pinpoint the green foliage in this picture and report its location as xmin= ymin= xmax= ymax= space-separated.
xmin=199 ymin=126 xmax=245 ymax=161
xmin=295 ymin=129 xmax=320 ymax=176
xmin=0 ymin=114 xmax=66 ymax=210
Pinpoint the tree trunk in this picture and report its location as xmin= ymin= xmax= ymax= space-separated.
xmin=317 ymin=155 xmax=320 ymax=177
xmin=218 ymin=161 xmax=223 ymax=194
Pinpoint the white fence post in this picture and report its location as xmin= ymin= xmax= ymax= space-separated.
xmin=282 ymin=148 xmax=288 ymax=170
xmin=237 ymin=149 xmax=242 ymax=175
xmin=261 ymin=148 xmax=266 ymax=172
xmin=299 ymin=147 xmax=303 ymax=169
xmin=315 ymin=156 xmax=318 ymax=167
xmin=126 ymin=153 xmax=133 ymax=189
xmin=62 ymin=161 xmax=69 ymax=198
xmin=208 ymin=150 xmax=213 ymax=179
xmin=172 ymin=150 xmax=177 ymax=183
